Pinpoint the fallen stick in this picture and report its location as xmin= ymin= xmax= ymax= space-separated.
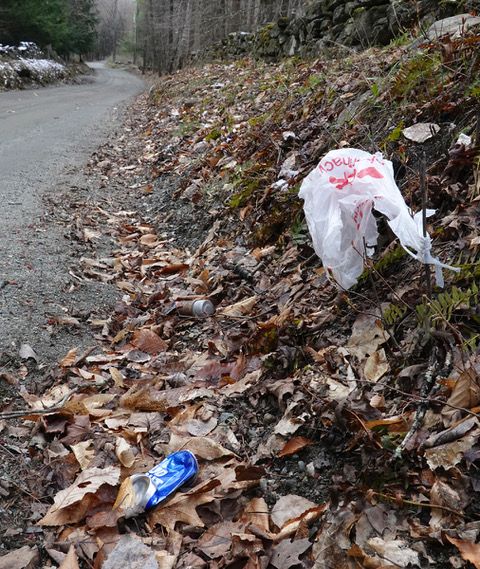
xmin=0 ymin=389 xmax=77 ymax=420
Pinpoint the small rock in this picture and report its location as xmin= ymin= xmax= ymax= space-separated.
xmin=427 ymin=14 xmax=480 ymax=40
xmin=97 ymin=159 xmax=112 ymax=171
xmin=282 ymin=130 xmax=296 ymax=141
xmin=219 ymin=412 xmax=235 ymax=425
xmin=284 ymin=479 xmax=296 ymax=490
xmin=306 ymin=462 xmax=316 ymax=477
xmin=402 ymin=122 xmax=440 ymax=143
xmin=103 ymin=535 xmax=158 ymax=569
xmin=298 ymin=460 xmax=306 ymax=472
xmin=263 ymin=412 xmax=276 ymax=425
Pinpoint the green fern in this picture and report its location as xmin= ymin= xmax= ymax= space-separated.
xmin=416 ymin=283 xmax=479 ymax=325
xmin=383 ymin=303 xmax=408 ymax=327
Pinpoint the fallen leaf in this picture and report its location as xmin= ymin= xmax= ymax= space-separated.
xmin=58 ymin=545 xmax=80 ymax=569
xmin=116 ymin=437 xmax=135 ymax=468
xmin=103 ymin=535 xmax=158 ymax=569
xmin=71 ymin=440 xmax=95 ymax=470
xmin=347 ymin=315 xmax=389 ymax=359
xmin=270 ymin=538 xmax=312 ymax=569
xmin=132 ymin=329 xmax=168 ymax=354
xmin=109 ymin=367 xmax=125 ymax=387
xmin=140 ymin=233 xmax=160 ymax=247
xmin=278 ymin=436 xmax=314 ymax=457
xmin=425 ymin=430 xmax=479 ymax=470
xmin=185 ymin=417 xmax=218 ymax=437
xmin=364 ymin=349 xmax=389 ymax=382
xmin=22 ymin=384 xmax=72 ymax=411
xmin=220 ymin=296 xmax=258 ymax=317
xmin=271 ymin=495 xmax=317 ymax=530
xmin=158 ymin=263 xmax=189 ymax=274
xmin=222 ymin=370 xmax=262 ymax=395
xmin=84 ymin=227 xmax=101 ymax=241
xmin=164 ymin=432 xmax=234 ymax=460
xmin=275 ymin=504 xmax=328 ymax=541
xmin=149 ymin=479 xmax=220 ymax=530
xmin=0 ymin=546 xmax=39 ymax=569
xmin=60 ymin=348 xmax=78 ymax=367
xmin=39 ymin=466 xmax=120 ymax=526
xmin=19 ymin=343 xmax=38 ymax=362
xmin=446 ymin=535 xmax=480 ymax=569
xmin=443 ymin=361 xmax=480 ymax=421
xmin=241 ymin=497 xmax=270 ymax=532
xmin=197 ymin=521 xmax=238 ymax=559
xmin=365 ymin=415 xmax=410 ymax=432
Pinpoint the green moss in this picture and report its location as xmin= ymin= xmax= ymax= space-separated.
xmin=205 ymin=128 xmax=222 ymax=142
xmin=307 ymin=73 xmax=323 ymax=90
xmin=258 ymin=23 xmax=275 ymax=46
xmin=229 ymin=179 xmax=261 ymax=208
xmin=466 ymin=79 xmax=480 ymax=99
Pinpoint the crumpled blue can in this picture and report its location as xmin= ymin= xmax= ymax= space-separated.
xmin=118 ymin=450 xmax=198 ymax=517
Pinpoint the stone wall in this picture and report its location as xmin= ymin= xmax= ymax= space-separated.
xmin=211 ymin=0 xmax=477 ymax=60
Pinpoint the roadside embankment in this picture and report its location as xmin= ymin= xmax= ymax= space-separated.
xmin=0 ymin=42 xmax=89 ymax=90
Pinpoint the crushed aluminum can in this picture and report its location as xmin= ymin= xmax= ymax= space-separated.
xmin=114 ymin=450 xmax=198 ymax=518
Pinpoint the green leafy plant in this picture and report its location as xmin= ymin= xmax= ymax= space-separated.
xmin=416 ymin=283 xmax=479 ymax=326
xmin=383 ymin=303 xmax=408 ymax=327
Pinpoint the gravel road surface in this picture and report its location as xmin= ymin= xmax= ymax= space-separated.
xmin=0 ymin=63 xmax=144 ymax=366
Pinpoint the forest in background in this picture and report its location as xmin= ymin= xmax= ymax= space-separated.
xmin=0 ymin=0 xmax=97 ymax=57
xmin=0 ymin=0 xmax=307 ymax=70
xmin=135 ymin=0 xmax=306 ymax=74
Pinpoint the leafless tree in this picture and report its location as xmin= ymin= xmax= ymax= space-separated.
xmin=94 ymin=0 xmax=135 ymax=60
xmin=138 ymin=0 xmax=306 ymax=74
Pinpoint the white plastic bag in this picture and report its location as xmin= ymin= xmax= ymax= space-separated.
xmin=299 ymin=148 xmax=458 ymax=289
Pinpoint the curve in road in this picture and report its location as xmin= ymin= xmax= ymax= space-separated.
xmin=0 ymin=63 xmax=145 ymax=364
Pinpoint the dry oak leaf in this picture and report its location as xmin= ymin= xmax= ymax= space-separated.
xmin=132 ymin=329 xmax=168 ymax=354
xmin=71 ymin=440 xmax=95 ymax=470
xmin=271 ymin=495 xmax=318 ymax=530
xmin=58 ymin=545 xmax=80 ymax=569
xmin=446 ymin=536 xmax=480 ymax=569
xmin=116 ymin=437 xmax=136 ymax=468
xmin=241 ymin=497 xmax=270 ymax=532
xmin=222 ymin=369 xmax=262 ymax=396
xmin=347 ymin=314 xmax=389 ymax=359
xmin=443 ymin=360 xmax=480 ymax=421
xmin=0 ymin=546 xmax=39 ymax=569
xmin=219 ymin=296 xmax=258 ymax=317
xmin=278 ymin=436 xmax=314 ymax=458
xmin=148 ymin=479 xmax=220 ymax=531
xmin=270 ymin=538 xmax=312 ymax=569
xmin=197 ymin=521 xmax=239 ymax=559
xmin=164 ymin=431 xmax=234 ymax=460
xmin=109 ymin=367 xmax=125 ymax=387
xmin=39 ymin=466 xmax=120 ymax=526
xmin=364 ymin=349 xmax=389 ymax=382
xmin=60 ymin=348 xmax=78 ymax=368
xmin=425 ymin=430 xmax=480 ymax=470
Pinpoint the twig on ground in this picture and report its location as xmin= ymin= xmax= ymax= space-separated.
xmin=372 ymin=491 xmax=466 ymax=518
xmin=0 ymin=389 xmax=77 ymax=420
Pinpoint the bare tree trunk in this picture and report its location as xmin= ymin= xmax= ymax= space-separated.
xmin=137 ymin=0 xmax=304 ymax=74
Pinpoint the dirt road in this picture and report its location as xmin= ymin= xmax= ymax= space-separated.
xmin=0 ymin=63 xmax=144 ymax=365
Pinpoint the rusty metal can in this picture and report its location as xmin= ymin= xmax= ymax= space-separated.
xmin=176 ymin=299 xmax=215 ymax=317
